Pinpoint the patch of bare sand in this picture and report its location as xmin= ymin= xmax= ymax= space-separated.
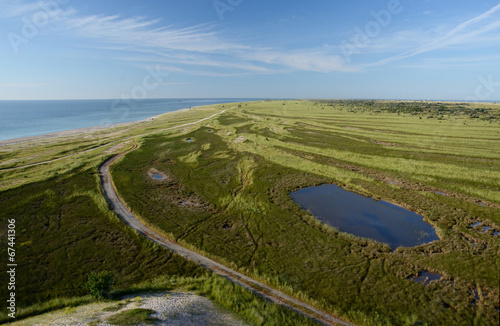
xmin=233 ymin=136 xmax=247 ymax=144
xmin=104 ymin=142 xmax=129 ymax=155
xmin=7 ymin=292 xmax=248 ymax=326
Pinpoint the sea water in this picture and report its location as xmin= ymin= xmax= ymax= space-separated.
xmin=0 ymin=98 xmax=257 ymax=141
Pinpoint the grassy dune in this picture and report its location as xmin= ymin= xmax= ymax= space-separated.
xmin=1 ymin=100 xmax=499 ymax=325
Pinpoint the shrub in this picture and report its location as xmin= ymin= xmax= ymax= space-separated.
xmin=83 ymin=271 xmax=114 ymax=300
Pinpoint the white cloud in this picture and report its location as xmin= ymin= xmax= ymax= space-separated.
xmin=2 ymin=1 xmax=354 ymax=74
xmin=0 ymin=0 xmax=42 ymax=17
xmin=242 ymin=50 xmax=358 ymax=73
xmin=5 ymin=1 xmax=498 ymax=76
xmin=393 ymin=54 xmax=500 ymax=69
xmin=61 ymin=14 xmax=356 ymax=73
xmin=0 ymin=0 xmax=74 ymax=20
xmin=368 ymin=3 xmax=500 ymax=67
xmin=63 ymin=15 xmax=241 ymax=53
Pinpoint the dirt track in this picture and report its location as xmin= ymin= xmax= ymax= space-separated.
xmin=98 ymin=112 xmax=355 ymax=326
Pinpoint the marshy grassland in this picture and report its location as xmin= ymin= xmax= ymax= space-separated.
xmin=1 ymin=100 xmax=499 ymax=325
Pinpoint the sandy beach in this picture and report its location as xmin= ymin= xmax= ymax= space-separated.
xmin=0 ymin=107 xmax=193 ymax=147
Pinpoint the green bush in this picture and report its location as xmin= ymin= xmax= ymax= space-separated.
xmin=84 ymin=271 xmax=114 ymax=300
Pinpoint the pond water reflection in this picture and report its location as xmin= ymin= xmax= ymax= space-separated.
xmin=290 ymin=184 xmax=439 ymax=249
xmin=151 ymin=174 xmax=164 ymax=180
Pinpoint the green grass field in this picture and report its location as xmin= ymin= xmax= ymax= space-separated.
xmin=0 ymin=104 xmax=320 ymax=325
xmin=1 ymin=100 xmax=499 ymax=325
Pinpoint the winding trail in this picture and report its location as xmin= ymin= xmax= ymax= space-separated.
xmin=98 ymin=111 xmax=355 ymax=326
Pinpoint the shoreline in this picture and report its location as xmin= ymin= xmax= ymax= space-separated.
xmin=0 ymin=98 xmax=262 ymax=147
xmin=4 ymin=98 xmax=494 ymax=148
xmin=0 ymin=107 xmax=194 ymax=147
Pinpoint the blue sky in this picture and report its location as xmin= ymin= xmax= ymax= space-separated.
xmin=1 ymin=0 xmax=500 ymax=100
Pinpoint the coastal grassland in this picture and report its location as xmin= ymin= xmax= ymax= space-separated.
xmin=0 ymin=106 xmax=209 ymax=318
xmin=0 ymin=157 xmax=207 ymax=323
xmin=0 ymin=103 xmax=321 ymax=326
xmin=0 ymin=104 xmax=219 ymax=168
xmin=0 ymin=105 xmax=222 ymax=191
xmin=111 ymin=100 xmax=500 ymax=325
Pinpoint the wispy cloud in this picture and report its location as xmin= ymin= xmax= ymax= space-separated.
xmin=0 ymin=0 xmax=44 ymax=18
xmin=368 ymin=3 xmax=500 ymax=67
xmin=0 ymin=82 xmax=51 ymax=87
xmin=393 ymin=54 xmax=500 ymax=69
xmin=147 ymin=81 xmax=190 ymax=87
xmin=0 ymin=0 xmax=74 ymax=21
xmin=242 ymin=50 xmax=357 ymax=73
xmin=108 ymin=51 xmax=279 ymax=76
xmin=61 ymin=14 xmax=356 ymax=73
xmin=63 ymin=15 xmax=243 ymax=53
xmin=6 ymin=1 xmax=497 ymax=75
xmin=143 ymin=51 xmax=277 ymax=73
xmin=2 ymin=1 xmax=354 ymax=74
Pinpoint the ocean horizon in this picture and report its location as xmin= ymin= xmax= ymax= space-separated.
xmin=0 ymin=98 xmax=261 ymax=142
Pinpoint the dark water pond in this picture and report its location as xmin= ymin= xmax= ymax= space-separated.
xmin=290 ymin=184 xmax=439 ymax=249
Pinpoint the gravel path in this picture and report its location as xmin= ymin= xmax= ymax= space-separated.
xmin=7 ymin=292 xmax=248 ymax=326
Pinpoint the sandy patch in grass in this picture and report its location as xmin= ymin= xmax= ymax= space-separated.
xmin=104 ymin=142 xmax=129 ymax=154
xmin=7 ymin=292 xmax=248 ymax=326
xmin=233 ymin=136 xmax=247 ymax=144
